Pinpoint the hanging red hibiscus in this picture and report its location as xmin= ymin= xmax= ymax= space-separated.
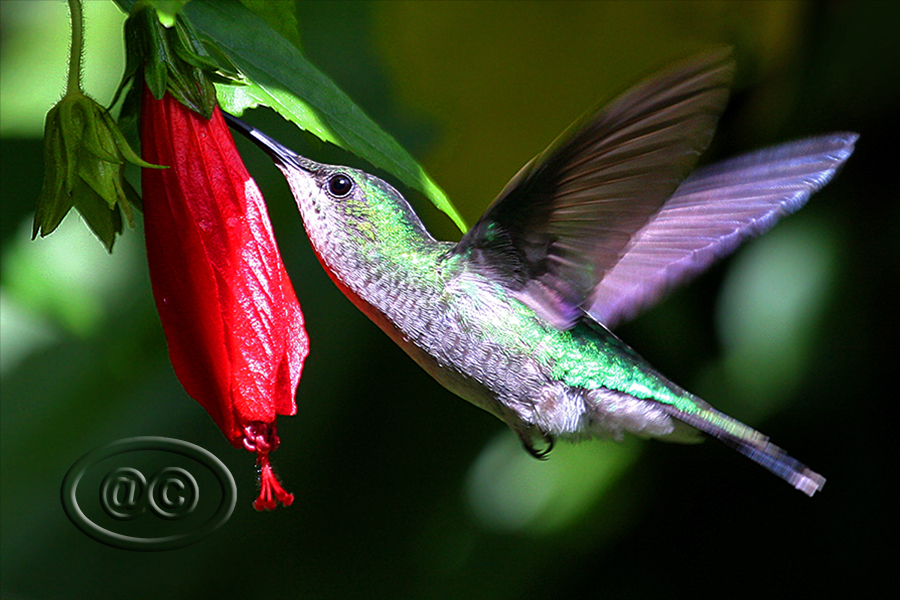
xmin=123 ymin=6 xmax=308 ymax=511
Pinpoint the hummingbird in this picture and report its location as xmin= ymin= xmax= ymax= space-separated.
xmin=224 ymin=50 xmax=856 ymax=496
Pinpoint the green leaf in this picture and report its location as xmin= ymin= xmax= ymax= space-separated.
xmin=114 ymin=0 xmax=467 ymax=232
xmin=214 ymin=80 xmax=337 ymax=147
xmin=238 ymin=0 xmax=303 ymax=51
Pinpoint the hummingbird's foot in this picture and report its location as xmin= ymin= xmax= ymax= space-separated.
xmin=519 ymin=430 xmax=555 ymax=460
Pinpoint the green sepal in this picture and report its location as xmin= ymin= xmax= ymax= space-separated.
xmin=123 ymin=177 xmax=143 ymax=213
xmin=115 ymin=4 xmax=244 ymax=121
xmin=71 ymin=180 xmax=124 ymax=252
xmin=100 ymin=110 xmax=159 ymax=169
xmin=55 ymin=100 xmax=83 ymax=194
xmin=34 ymin=106 xmax=75 ymax=238
xmin=115 ymin=74 xmax=143 ymax=155
xmin=197 ymin=39 xmax=244 ymax=85
xmin=110 ymin=8 xmax=146 ymax=109
xmin=172 ymin=12 xmax=239 ymax=78
xmin=80 ymin=106 xmax=125 ymax=166
xmin=135 ymin=7 xmax=169 ymax=100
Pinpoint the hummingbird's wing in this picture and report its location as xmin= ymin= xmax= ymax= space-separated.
xmin=587 ymin=133 xmax=858 ymax=329
xmin=454 ymin=49 xmax=734 ymax=328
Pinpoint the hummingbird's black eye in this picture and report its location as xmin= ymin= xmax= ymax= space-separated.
xmin=327 ymin=174 xmax=353 ymax=198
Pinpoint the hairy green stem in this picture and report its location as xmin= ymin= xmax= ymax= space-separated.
xmin=66 ymin=0 xmax=84 ymax=94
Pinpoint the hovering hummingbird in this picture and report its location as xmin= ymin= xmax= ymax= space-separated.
xmin=224 ymin=50 xmax=856 ymax=496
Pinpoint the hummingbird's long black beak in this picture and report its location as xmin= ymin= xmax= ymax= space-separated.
xmin=223 ymin=112 xmax=312 ymax=172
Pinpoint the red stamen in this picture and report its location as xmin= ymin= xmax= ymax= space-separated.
xmin=246 ymin=422 xmax=294 ymax=511
xmin=253 ymin=456 xmax=295 ymax=511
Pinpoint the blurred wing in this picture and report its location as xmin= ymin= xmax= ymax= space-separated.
xmin=454 ymin=49 xmax=734 ymax=328
xmin=588 ymin=133 xmax=858 ymax=329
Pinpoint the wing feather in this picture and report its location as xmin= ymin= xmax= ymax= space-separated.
xmin=588 ymin=133 xmax=858 ymax=328
xmin=455 ymin=49 xmax=735 ymax=328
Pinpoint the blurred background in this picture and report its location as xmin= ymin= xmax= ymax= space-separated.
xmin=1 ymin=1 xmax=897 ymax=598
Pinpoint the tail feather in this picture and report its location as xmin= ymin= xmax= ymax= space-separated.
xmin=659 ymin=405 xmax=825 ymax=496
xmin=722 ymin=436 xmax=826 ymax=496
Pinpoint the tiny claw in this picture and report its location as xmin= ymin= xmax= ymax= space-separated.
xmin=520 ymin=430 xmax=555 ymax=460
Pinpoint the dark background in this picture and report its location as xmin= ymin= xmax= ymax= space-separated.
xmin=2 ymin=1 xmax=897 ymax=598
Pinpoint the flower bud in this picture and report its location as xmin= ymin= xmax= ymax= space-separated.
xmin=34 ymin=91 xmax=152 ymax=251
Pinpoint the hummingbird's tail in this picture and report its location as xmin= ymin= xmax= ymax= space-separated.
xmin=658 ymin=404 xmax=826 ymax=496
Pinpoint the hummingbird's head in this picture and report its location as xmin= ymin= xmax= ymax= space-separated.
xmin=275 ymin=156 xmax=433 ymax=257
xmin=224 ymin=113 xmax=433 ymax=260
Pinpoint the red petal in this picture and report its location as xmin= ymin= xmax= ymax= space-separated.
xmin=141 ymin=87 xmax=308 ymax=449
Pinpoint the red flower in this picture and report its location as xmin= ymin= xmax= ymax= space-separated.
xmin=141 ymin=87 xmax=308 ymax=510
